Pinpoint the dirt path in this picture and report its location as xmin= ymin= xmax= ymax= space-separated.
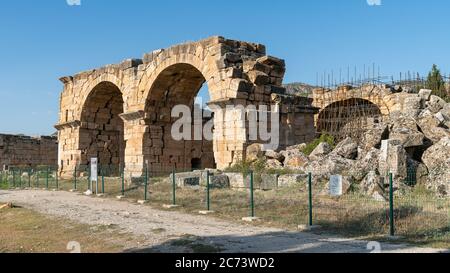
xmin=0 ymin=189 xmax=446 ymax=253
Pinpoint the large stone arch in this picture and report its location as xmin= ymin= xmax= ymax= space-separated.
xmin=78 ymin=81 xmax=125 ymax=167
xmin=140 ymin=62 xmax=215 ymax=172
xmin=77 ymin=74 xmax=125 ymax=120
xmin=57 ymin=36 xmax=320 ymax=177
xmin=316 ymin=98 xmax=383 ymax=142
xmin=312 ymin=85 xmax=392 ymax=118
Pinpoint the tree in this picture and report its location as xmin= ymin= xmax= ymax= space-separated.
xmin=426 ymin=64 xmax=445 ymax=93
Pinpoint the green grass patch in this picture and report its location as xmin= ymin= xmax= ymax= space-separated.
xmin=301 ymin=134 xmax=335 ymax=156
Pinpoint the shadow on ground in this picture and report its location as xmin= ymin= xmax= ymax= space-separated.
xmin=124 ymin=231 xmax=449 ymax=254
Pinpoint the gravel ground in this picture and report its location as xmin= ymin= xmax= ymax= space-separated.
xmin=0 ymin=189 xmax=447 ymax=253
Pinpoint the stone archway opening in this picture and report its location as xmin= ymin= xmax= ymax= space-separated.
xmin=317 ymin=98 xmax=382 ymax=143
xmin=144 ymin=63 xmax=216 ymax=172
xmin=80 ymin=82 xmax=125 ymax=168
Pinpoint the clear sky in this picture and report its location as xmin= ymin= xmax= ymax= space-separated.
xmin=0 ymin=0 xmax=449 ymax=135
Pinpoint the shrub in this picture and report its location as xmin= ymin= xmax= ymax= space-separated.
xmin=301 ymin=134 xmax=335 ymax=156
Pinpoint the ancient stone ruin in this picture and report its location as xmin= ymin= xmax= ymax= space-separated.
xmin=0 ymin=134 xmax=58 ymax=169
xmin=164 ymin=84 xmax=450 ymax=199
xmin=55 ymin=36 xmax=318 ymax=177
xmin=54 ymin=36 xmax=449 ymax=198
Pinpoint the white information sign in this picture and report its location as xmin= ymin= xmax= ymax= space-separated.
xmin=381 ymin=140 xmax=389 ymax=161
xmin=90 ymin=158 xmax=98 ymax=182
xmin=329 ymin=175 xmax=343 ymax=196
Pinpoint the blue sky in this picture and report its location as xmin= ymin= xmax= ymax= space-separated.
xmin=0 ymin=0 xmax=449 ymax=135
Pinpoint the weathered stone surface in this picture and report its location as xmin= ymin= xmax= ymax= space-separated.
xmin=422 ymin=137 xmax=450 ymax=172
xmin=307 ymin=155 xmax=355 ymax=181
xmin=422 ymin=136 xmax=450 ymax=196
xmin=171 ymin=172 xmax=202 ymax=188
xmin=265 ymin=159 xmax=283 ymax=169
xmin=285 ymin=143 xmax=307 ymax=151
xmin=265 ymin=150 xmax=284 ymax=162
xmin=246 ymin=143 xmax=265 ymax=162
xmin=402 ymin=96 xmax=422 ymax=118
xmin=418 ymin=89 xmax=432 ymax=101
xmin=309 ymin=142 xmax=332 ymax=161
xmin=440 ymin=103 xmax=450 ymax=119
xmin=260 ymin=174 xmax=278 ymax=190
xmin=282 ymin=150 xmax=309 ymax=170
xmin=427 ymin=159 xmax=449 ymax=197
xmin=361 ymin=123 xmax=389 ymax=150
xmin=332 ymin=137 xmax=358 ymax=160
xmin=427 ymin=95 xmax=446 ymax=113
xmin=210 ymin=175 xmax=231 ymax=189
xmin=0 ymin=134 xmax=57 ymax=168
xmin=224 ymin=172 xmax=251 ymax=188
xmin=360 ymin=171 xmax=386 ymax=201
xmin=278 ymin=174 xmax=308 ymax=188
xmin=348 ymin=148 xmax=381 ymax=181
xmin=407 ymin=158 xmax=429 ymax=186
xmin=378 ymin=139 xmax=408 ymax=183
xmin=388 ymin=115 xmax=424 ymax=148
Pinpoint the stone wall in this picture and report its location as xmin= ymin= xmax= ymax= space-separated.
xmin=0 ymin=134 xmax=58 ymax=168
xmin=56 ymin=36 xmax=319 ymax=177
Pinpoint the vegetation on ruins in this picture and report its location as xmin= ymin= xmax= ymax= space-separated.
xmin=426 ymin=64 xmax=450 ymax=102
xmin=301 ymin=134 xmax=335 ymax=156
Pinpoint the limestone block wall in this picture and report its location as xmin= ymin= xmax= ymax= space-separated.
xmin=56 ymin=36 xmax=316 ymax=177
xmin=0 ymin=134 xmax=58 ymax=168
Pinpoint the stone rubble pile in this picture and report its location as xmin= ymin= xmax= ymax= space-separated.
xmin=250 ymin=89 xmax=450 ymax=199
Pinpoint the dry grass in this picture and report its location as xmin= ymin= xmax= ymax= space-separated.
xmin=18 ymin=175 xmax=450 ymax=249
xmin=0 ymin=205 xmax=131 ymax=253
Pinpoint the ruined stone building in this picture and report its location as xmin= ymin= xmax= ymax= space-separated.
xmin=55 ymin=36 xmax=318 ymax=177
xmin=0 ymin=134 xmax=58 ymax=169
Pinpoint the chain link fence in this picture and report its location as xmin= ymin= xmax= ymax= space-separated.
xmin=1 ymin=164 xmax=448 ymax=246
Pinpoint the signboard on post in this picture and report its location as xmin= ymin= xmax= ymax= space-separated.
xmin=381 ymin=140 xmax=389 ymax=161
xmin=90 ymin=158 xmax=98 ymax=193
xmin=329 ymin=175 xmax=343 ymax=197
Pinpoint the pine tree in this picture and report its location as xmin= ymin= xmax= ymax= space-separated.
xmin=425 ymin=64 xmax=450 ymax=101
xmin=426 ymin=64 xmax=445 ymax=95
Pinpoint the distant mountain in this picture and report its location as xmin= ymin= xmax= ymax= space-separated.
xmin=283 ymin=82 xmax=317 ymax=97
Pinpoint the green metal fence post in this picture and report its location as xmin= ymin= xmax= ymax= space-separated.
xmin=121 ymin=165 xmax=125 ymax=196
xmin=19 ymin=169 xmax=23 ymax=188
xmin=308 ymin=172 xmax=313 ymax=227
xmin=389 ymin=172 xmax=395 ymax=237
xmin=206 ymin=171 xmax=211 ymax=211
xmin=45 ymin=167 xmax=49 ymax=189
xmin=250 ymin=171 xmax=255 ymax=218
xmin=19 ymin=169 xmax=22 ymax=188
xmin=74 ymin=166 xmax=77 ymax=190
xmin=101 ymin=166 xmax=105 ymax=194
xmin=28 ymin=169 xmax=31 ymax=188
xmin=12 ymin=169 xmax=16 ymax=188
xmin=172 ymin=168 xmax=176 ymax=206
xmin=144 ymin=163 xmax=148 ymax=201
xmin=36 ymin=169 xmax=39 ymax=188
xmin=88 ymin=164 xmax=91 ymax=191
xmin=55 ymin=169 xmax=59 ymax=190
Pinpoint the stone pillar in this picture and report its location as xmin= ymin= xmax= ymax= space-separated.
xmin=55 ymin=121 xmax=83 ymax=178
xmin=211 ymin=102 xmax=248 ymax=169
xmin=120 ymin=111 xmax=148 ymax=177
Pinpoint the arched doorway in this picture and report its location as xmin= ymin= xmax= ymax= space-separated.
xmin=317 ymin=98 xmax=382 ymax=143
xmin=144 ymin=63 xmax=216 ymax=172
xmin=79 ymin=82 xmax=125 ymax=168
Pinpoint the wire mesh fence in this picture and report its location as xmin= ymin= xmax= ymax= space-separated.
xmin=0 ymin=164 xmax=448 ymax=246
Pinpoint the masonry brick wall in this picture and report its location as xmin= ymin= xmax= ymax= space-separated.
xmin=0 ymin=134 xmax=58 ymax=168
